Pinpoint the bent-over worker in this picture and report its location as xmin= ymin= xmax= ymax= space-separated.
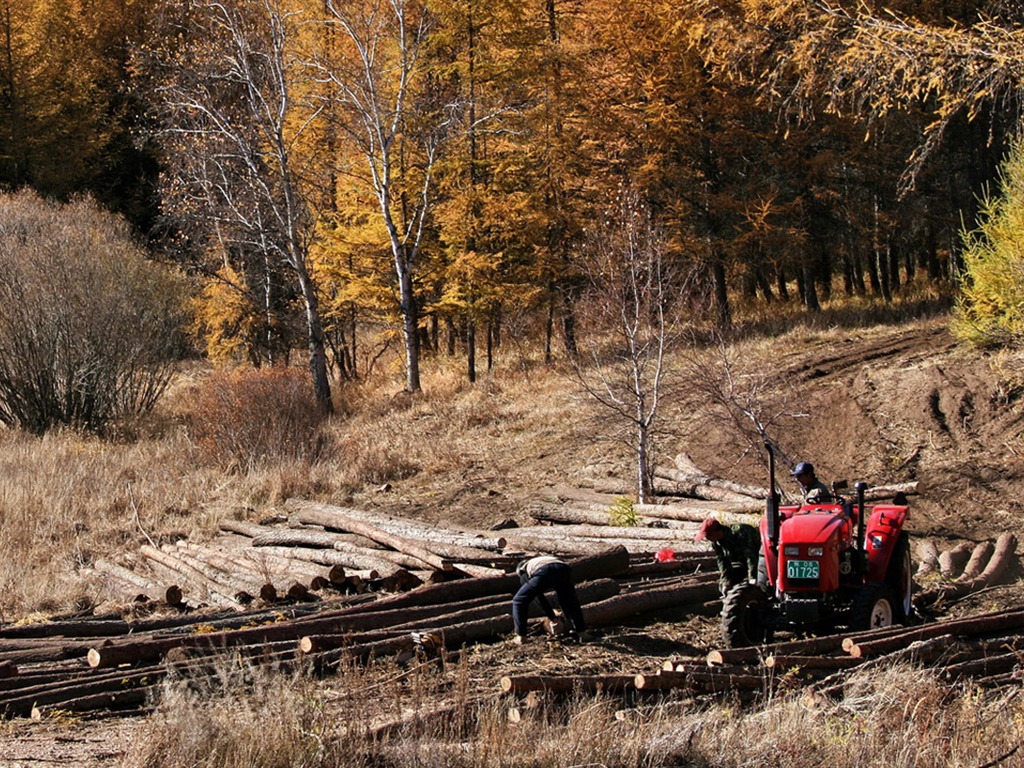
xmin=512 ymin=555 xmax=587 ymax=643
xmin=695 ymin=518 xmax=761 ymax=596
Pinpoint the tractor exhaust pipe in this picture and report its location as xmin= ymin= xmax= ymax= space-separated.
xmin=855 ymin=480 xmax=868 ymax=563
xmin=766 ymin=441 xmax=780 ymax=547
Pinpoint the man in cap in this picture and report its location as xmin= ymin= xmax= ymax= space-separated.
xmin=696 ymin=518 xmax=762 ymax=596
xmin=791 ymin=461 xmax=832 ymax=504
xmin=511 ymin=555 xmax=588 ymax=644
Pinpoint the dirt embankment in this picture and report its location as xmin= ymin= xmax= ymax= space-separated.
xmin=362 ymin=316 xmax=1024 ymax=548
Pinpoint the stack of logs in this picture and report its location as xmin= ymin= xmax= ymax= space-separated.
xmin=500 ymin=595 xmax=1024 ymax=719
xmin=0 ymin=544 xmax=723 ymax=719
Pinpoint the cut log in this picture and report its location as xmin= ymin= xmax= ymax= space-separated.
xmin=764 ymin=655 xmax=862 ymax=671
xmin=285 ymin=503 xmax=453 ymax=571
xmin=92 ymin=558 xmax=184 ymax=607
xmin=914 ymin=539 xmax=939 ymax=578
xmin=664 ymin=455 xmax=770 ymax=498
xmin=706 ymin=631 xmax=852 ymax=665
xmin=938 ymin=542 xmax=972 ymax=579
xmin=917 ymin=533 xmax=1019 ymax=606
xmin=506 ymin=524 xmax=697 ymax=542
xmin=500 ymin=534 xmax=610 ymax=557
xmin=500 ymin=674 xmax=635 ymax=694
xmin=958 ymin=541 xmax=996 ymax=582
xmin=846 ymin=606 xmax=1024 ymax=658
xmin=634 ymin=669 xmax=764 ymax=692
xmin=138 ymin=545 xmax=241 ymax=607
xmin=583 ymin=580 xmax=719 ymax=628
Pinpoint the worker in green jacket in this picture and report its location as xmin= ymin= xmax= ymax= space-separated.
xmin=696 ymin=518 xmax=762 ymax=595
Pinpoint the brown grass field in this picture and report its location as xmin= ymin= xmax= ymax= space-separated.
xmin=3 ymin=304 xmax=1024 ymax=767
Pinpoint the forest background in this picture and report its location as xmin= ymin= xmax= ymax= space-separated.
xmin=2 ymin=0 xmax=1013 ymax=407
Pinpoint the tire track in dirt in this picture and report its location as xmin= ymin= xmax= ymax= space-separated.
xmin=778 ymin=324 xmax=955 ymax=384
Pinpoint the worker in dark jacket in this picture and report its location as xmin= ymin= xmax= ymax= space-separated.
xmin=512 ymin=555 xmax=587 ymax=643
xmin=696 ymin=518 xmax=762 ymax=595
xmin=791 ymin=461 xmax=832 ymax=504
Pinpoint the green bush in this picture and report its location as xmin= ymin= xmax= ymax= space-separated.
xmin=0 ymin=190 xmax=188 ymax=433
xmin=955 ymin=139 xmax=1024 ymax=347
xmin=188 ymin=367 xmax=327 ymax=471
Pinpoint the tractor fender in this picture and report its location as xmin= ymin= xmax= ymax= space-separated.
xmin=865 ymin=505 xmax=910 ymax=583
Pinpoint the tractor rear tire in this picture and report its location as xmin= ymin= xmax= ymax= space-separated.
xmin=851 ymin=583 xmax=897 ymax=631
xmin=722 ymin=583 xmax=773 ymax=648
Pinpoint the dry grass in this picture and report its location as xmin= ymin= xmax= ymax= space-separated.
xmin=125 ymin=658 xmax=1024 ymax=768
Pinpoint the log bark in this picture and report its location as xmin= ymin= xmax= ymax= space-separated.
xmin=634 ymin=669 xmax=764 ymax=692
xmin=764 ymin=655 xmax=862 ymax=671
xmin=285 ymin=500 xmax=495 ymax=566
xmin=506 ymin=524 xmax=697 ymax=542
xmin=706 ymin=630 xmax=852 ymax=665
xmin=499 ymin=533 xmax=609 ymax=557
xmin=583 ymin=580 xmax=719 ymax=628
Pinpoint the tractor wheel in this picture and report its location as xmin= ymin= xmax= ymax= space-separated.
xmin=886 ymin=532 xmax=913 ymax=621
xmin=721 ymin=584 xmax=773 ymax=648
xmin=851 ymin=583 xmax=897 ymax=631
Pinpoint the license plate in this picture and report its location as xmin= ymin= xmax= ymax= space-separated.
xmin=786 ymin=559 xmax=820 ymax=580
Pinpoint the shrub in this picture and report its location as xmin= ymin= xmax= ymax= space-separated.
xmin=955 ymin=139 xmax=1024 ymax=347
xmin=188 ymin=366 xmax=327 ymax=471
xmin=0 ymin=190 xmax=189 ymax=433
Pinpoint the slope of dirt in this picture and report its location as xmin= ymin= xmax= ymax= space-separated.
xmin=355 ymin=315 xmax=1024 ymax=546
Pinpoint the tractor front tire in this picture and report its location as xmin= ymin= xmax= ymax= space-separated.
xmin=722 ymin=583 xmax=773 ymax=648
xmin=851 ymin=583 xmax=897 ymax=631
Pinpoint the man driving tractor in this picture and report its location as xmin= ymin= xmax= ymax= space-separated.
xmin=791 ymin=461 xmax=832 ymax=503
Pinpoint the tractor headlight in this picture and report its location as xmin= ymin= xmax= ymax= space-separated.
xmin=783 ymin=545 xmax=799 ymax=556
xmin=870 ymin=534 xmax=885 ymax=549
xmin=807 ymin=546 xmax=824 ymax=557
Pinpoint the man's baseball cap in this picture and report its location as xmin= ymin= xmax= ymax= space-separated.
xmin=791 ymin=462 xmax=814 ymax=477
xmin=695 ymin=518 xmax=724 ymax=541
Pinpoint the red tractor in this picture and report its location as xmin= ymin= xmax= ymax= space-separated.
xmin=722 ymin=446 xmax=913 ymax=647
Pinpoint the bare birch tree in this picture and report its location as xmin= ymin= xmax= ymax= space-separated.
xmin=317 ymin=0 xmax=459 ymax=393
xmin=144 ymin=0 xmax=334 ymax=412
xmin=572 ymin=189 xmax=693 ymax=504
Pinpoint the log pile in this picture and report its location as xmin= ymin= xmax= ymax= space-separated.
xmin=0 ymin=542 xmax=723 ymax=720
xmin=499 ymin=603 xmax=1024 ymax=717
xmin=4 ymin=471 xmax=1019 ymax=724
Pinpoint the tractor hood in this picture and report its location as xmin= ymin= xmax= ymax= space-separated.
xmin=780 ymin=508 xmax=849 ymax=545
